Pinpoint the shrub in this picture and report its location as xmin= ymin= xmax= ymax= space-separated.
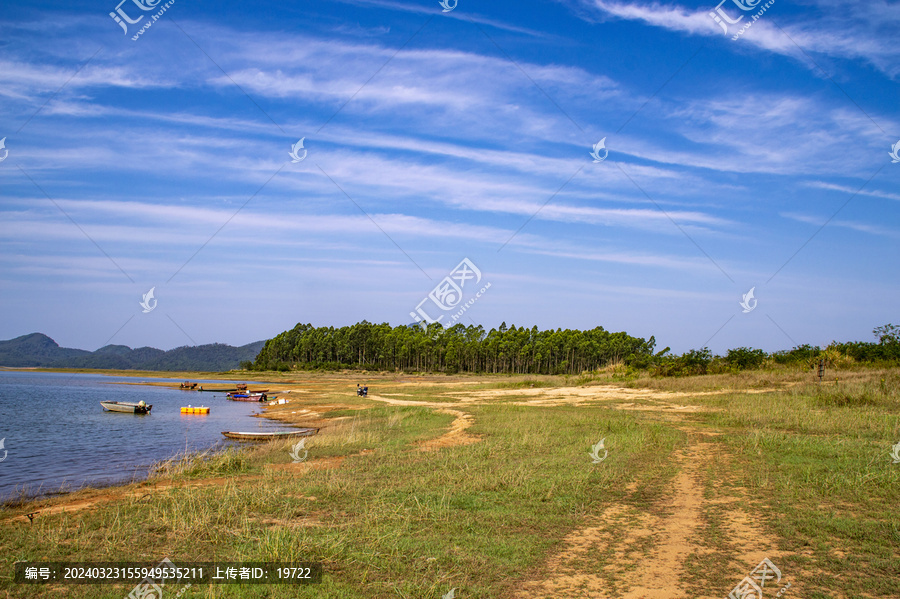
xmin=724 ymin=347 xmax=767 ymax=370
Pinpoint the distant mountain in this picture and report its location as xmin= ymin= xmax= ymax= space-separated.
xmin=0 ymin=333 xmax=265 ymax=371
xmin=0 ymin=333 xmax=91 ymax=367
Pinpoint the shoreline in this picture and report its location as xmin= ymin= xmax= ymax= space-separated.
xmin=0 ymin=371 xmax=320 ymax=508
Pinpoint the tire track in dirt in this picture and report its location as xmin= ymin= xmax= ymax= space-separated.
xmin=515 ymin=428 xmax=783 ymax=599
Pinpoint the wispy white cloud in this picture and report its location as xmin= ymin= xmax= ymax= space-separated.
xmin=0 ymin=59 xmax=177 ymax=101
xmin=0 ymin=197 xmax=717 ymax=282
xmin=573 ymin=0 xmax=900 ymax=77
xmin=781 ymin=211 xmax=899 ymax=238
xmin=804 ymin=181 xmax=900 ymax=203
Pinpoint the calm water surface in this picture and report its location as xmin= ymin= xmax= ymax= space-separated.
xmin=0 ymin=371 xmax=287 ymax=501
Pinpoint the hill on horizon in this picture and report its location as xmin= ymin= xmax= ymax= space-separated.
xmin=0 ymin=333 xmax=264 ymax=372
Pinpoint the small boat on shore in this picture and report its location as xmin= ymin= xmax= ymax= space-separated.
xmin=221 ymin=428 xmax=319 ymax=441
xmin=228 ymin=393 xmax=268 ymax=402
xmin=101 ymin=401 xmax=152 ymax=414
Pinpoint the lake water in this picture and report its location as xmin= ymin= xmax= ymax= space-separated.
xmin=0 ymin=371 xmax=285 ymax=501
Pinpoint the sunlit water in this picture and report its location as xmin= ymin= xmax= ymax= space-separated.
xmin=0 ymin=371 xmax=283 ymax=501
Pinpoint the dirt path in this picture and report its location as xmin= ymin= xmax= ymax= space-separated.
xmin=419 ymin=408 xmax=479 ymax=450
xmin=366 ymin=394 xmax=481 ymax=450
xmin=516 ymin=428 xmax=783 ymax=599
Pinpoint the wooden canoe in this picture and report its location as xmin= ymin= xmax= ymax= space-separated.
xmin=221 ymin=429 xmax=319 ymax=441
xmin=101 ymin=401 xmax=152 ymax=414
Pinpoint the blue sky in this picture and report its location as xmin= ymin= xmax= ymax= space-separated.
xmin=0 ymin=0 xmax=897 ymax=354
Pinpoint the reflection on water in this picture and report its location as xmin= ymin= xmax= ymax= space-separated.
xmin=0 ymin=371 xmax=279 ymax=501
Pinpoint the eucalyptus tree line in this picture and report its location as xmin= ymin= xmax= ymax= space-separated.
xmin=252 ymin=321 xmax=657 ymax=374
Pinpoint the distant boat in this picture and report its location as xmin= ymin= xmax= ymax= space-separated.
xmin=179 ymin=381 xmax=198 ymax=389
xmin=221 ymin=429 xmax=318 ymax=441
xmin=227 ymin=393 xmax=267 ymax=402
xmin=101 ymin=401 xmax=152 ymax=414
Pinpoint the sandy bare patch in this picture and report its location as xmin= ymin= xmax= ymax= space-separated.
xmin=365 ymin=394 xmax=448 ymax=407
xmin=419 ymin=409 xmax=479 ymax=451
xmin=370 ymin=387 xmax=709 ymax=410
xmin=444 ymin=385 xmax=779 ymax=407
xmin=614 ymin=402 xmax=710 ymax=413
xmin=416 ymin=385 xmax=724 ymax=412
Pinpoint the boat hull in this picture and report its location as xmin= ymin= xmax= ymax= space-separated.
xmin=100 ymin=401 xmax=152 ymax=414
xmin=227 ymin=394 xmax=267 ymax=402
xmin=221 ymin=429 xmax=319 ymax=441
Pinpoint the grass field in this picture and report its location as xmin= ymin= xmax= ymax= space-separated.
xmin=1 ymin=367 xmax=898 ymax=598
